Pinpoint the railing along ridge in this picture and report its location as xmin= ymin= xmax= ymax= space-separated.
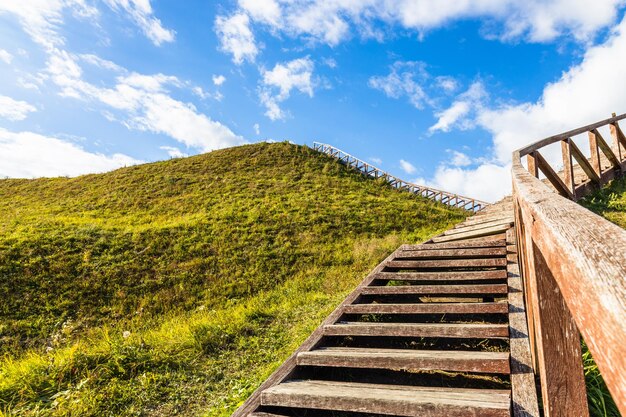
xmin=512 ymin=112 xmax=626 ymax=416
xmin=312 ymin=142 xmax=489 ymax=212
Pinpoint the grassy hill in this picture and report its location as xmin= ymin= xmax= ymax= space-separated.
xmin=0 ymin=142 xmax=465 ymax=416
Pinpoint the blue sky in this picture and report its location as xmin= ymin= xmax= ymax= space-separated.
xmin=1 ymin=1 xmax=626 ymax=202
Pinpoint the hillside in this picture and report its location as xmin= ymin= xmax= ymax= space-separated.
xmin=0 ymin=142 xmax=465 ymax=416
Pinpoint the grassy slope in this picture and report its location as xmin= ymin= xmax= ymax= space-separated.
xmin=579 ymin=180 xmax=626 ymax=417
xmin=0 ymin=142 xmax=465 ymax=416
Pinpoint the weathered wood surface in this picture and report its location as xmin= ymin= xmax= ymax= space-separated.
xmin=324 ymin=322 xmax=509 ymax=338
xmin=403 ymin=239 xmax=506 ymax=250
xmin=512 ymin=112 xmax=626 ymax=416
xmin=386 ymin=258 xmax=507 ymax=269
xmin=359 ymin=283 xmax=508 ymax=295
xmin=372 ymin=270 xmax=508 ymax=281
xmin=396 ymin=247 xmax=507 ymax=258
xmin=444 ymin=219 xmax=514 ymax=236
xmin=297 ymin=347 xmax=510 ymax=373
xmin=343 ymin=302 xmax=508 ymax=315
xmin=432 ymin=224 xmax=511 ymax=243
xmin=261 ymin=380 xmax=511 ymax=417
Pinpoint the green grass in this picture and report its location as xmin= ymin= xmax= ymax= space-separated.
xmin=0 ymin=142 xmax=465 ymax=416
xmin=578 ymin=178 xmax=626 ymax=417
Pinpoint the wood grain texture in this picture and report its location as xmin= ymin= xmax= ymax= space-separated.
xmin=372 ymin=270 xmax=508 ymax=281
xmin=359 ymin=283 xmax=508 ymax=295
xmin=324 ymin=322 xmax=509 ymax=338
xmin=261 ymin=380 xmax=511 ymax=417
xmin=396 ymin=247 xmax=507 ymax=259
xmin=343 ymin=302 xmax=508 ymax=315
xmin=386 ymin=258 xmax=507 ymax=269
xmin=431 ymin=224 xmax=511 ymax=243
xmin=297 ymin=347 xmax=511 ymax=374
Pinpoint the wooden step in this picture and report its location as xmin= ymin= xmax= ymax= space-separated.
xmin=324 ymin=322 xmax=509 ymax=338
xmin=432 ymin=224 xmax=511 ymax=243
xmin=462 ymin=214 xmax=514 ymax=226
xmin=372 ymin=270 xmax=508 ymax=281
xmin=386 ymin=258 xmax=507 ymax=269
xmin=406 ymin=239 xmax=505 ymax=251
xmin=343 ymin=302 xmax=509 ymax=315
xmin=360 ymin=284 xmax=508 ymax=296
xmin=446 ymin=220 xmax=514 ymax=237
xmin=297 ymin=347 xmax=511 ymax=374
xmin=261 ymin=380 xmax=511 ymax=417
xmin=396 ymin=247 xmax=507 ymax=259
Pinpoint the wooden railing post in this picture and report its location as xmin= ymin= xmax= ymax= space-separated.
xmin=561 ymin=139 xmax=575 ymax=196
xmin=530 ymin=242 xmax=589 ymax=417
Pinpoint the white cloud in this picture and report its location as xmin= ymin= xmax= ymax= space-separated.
xmin=238 ymin=0 xmax=281 ymax=26
xmin=368 ymin=61 xmax=431 ymax=109
xmin=215 ymin=13 xmax=258 ymax=65
xmin=160 ymin=145 xmax=187 ymax=158
xmin=259 ymin=57 xmax=315 ymax=120
xmin=212 ymin=74 xmax=226 ymax=86
xmin=0 ymin=95 xmax=37 ymax=121
xmin=43 ymin=50 xmax=245 ymax=151
xmin=448 ymin=150 xmax=473 ymax=167
xmin=0 ymin=128 xmax=141 ymax=178
xmin=0 ymin=0 xmax=98 ymax=50
xmin=253 ymin=123 xmax=260 ymax=135
xmin=0 ymin=49 xmax=13 ymax=64
xmin=230 ymin=0 xmax=625 ymax=49
xmin=369 ymin=157 xmax=382 ymax=165
xmin=416 ymin=163 xmax=512 ymax=203
xmin=430 ymin=81 xmax=487 ymax=133
xmin=103 ymin=0 xmax=175 ymax=46
xmin=399 ymin=159 xmax=417 ymax=175
xmin=436 ymin=76 xmax=459 ymax=93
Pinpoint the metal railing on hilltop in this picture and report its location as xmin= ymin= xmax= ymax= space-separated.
xmin=312 ymin=142 xmax=490 ymax=212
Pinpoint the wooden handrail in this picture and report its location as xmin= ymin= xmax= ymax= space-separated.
xmin=312 ymin=142 xmax=490 ymax=212
xmin=512 ymin=114 xmax=626 ymax=416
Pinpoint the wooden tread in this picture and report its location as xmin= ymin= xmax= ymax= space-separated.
xmin=372 ymin=270 xmax=508 ymax=281
xmin=396 ymin=247 xmax=507 ymax=259
xmin=386 ymin=258 xmax=507 ymax=269
xmin=432 ymin=224 xmax=511 ymax=243
xmin=324 ymin=322 xmax=509 ymax=338
xmin=261 ymin=380 xmax=511 ymax=417
xmin=343 ymin=302 xmax=509 ymax=315
xmin=360 ymin=283 xmax=508 ymax=296
xmin=297 ymin=347 xmax=511 ymax=374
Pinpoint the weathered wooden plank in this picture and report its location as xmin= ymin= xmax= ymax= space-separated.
xmin=534 ymin=151 xmax=574 ymax=199
xmin=506 ymin=229 xmax=541 ymax=417
xmin=445 ymin=219 xmax=514 ymax=237
xmin=261 ymin=380 xmax=511 ymax=417
xmin=568 ymin=138 xmax=601 ymax=185
xmin=403 ymin=239 xmax=506 ymax=251
xmin=360 ymin=284 xmax=508 ymax=296
xmin=463 ymin=213 xmax=514 ymax=225
xmin=343 ymin=302 xmax=509 ymax=315
xmin=432 ymin=224 xmax=511 ymax=243
xmin=396 ymin=247 xmax=507 ymax=259
xmin=297 ymin=347 xmax=511 ymax=374
xmin=386 ymin=258 xmax=507 ymax=269
xmin=372 ymin=270 xmax=508 ymax=281
xmin=324 ymin=322 xmax=510 ymax=338
xmin=561 ymin=139 xmax=576 ymax=195
xmin=590 ymin=128 xmax=621 ymax=169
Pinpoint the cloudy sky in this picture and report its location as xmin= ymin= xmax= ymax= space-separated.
xmin=1 ymin=1 xmax=626 ymax=201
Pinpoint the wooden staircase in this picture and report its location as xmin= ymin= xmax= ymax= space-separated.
xmin=233 ymin=199 xmax=539 ymax=417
